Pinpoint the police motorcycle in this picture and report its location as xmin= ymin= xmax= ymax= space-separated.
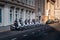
xmin=10 ymin=20 xmax=27 ymax=31
xmin=10 ymin=20 xmax=21 ymax=31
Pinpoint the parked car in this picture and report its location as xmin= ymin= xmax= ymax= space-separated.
xmin=54 ymin=18 xmax=59 ymax=23
xmin=46 ymin=19 xmax=54 ymax=24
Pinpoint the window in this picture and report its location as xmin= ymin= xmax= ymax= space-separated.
xmin=29 ymin=0 xmax=31 ymax=5
xmin=26 ymin=0 xmax=27 ymax=3
xmin=10 ymin=14 xmax=12 ymax=22
xmin=32 ymin=0 xmax=33 ymax=6
xmin=15 ymin=10 xmax=17 ymax=20
xmin=20 ymin=9 xmax=24 ymax=19
xmin=10 ymin=9 xmax=12 ymax=23
xmin=32 ymin=11 xmax=34 ymax=14
xmin=15 ymin=8 xmax=19 ymax=20
xmin=26 ymin=10 xmax=28 ymax=13
xmin=0 ymin=8 xmax=2 ymax=23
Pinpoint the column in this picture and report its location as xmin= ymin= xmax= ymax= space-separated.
xmin=3 ymin=5 xmax=10 ymax=26
xmin=25 ymin=10 xmax=30 ymax=20
xmin=32 ymin=12 xmax=35 ymax=19
xmin=30 ymin=11 xmax=32 ymax=22
xmin=17 ymin=9 xmax=20 ymax=21
xmin=27 ymin=11 xmax=30 ymax=19
xmin=23 ymin=9 xmax=26 ymax=22
xmin=26 ymin=10 xmax=29 ymax=20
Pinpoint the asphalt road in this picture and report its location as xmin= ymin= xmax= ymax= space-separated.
xmin=0 ymin=24 xmax=60 ymax=40
xmin=48 ymin=23 xmax=60 ymax=31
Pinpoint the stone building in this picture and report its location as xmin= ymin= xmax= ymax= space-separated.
xmin=35 ymin=0 xmax=45 ymax=24
xmin=55 ymin=0 xmax=60 ymax=19
xmin=0 ymin=0 xmax=36 ymax=26
xmin=36 ymin=0 xmax=60 ymax=24
xmin=41 ymin=0 xmax=60 ymax=24
xmin=41 ymin=0 xmax=56 ymax=23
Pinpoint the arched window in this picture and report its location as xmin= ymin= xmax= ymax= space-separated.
xmin=20 ymin=9 xmax=24 ymax=19
xmin=10 ymin=9 xmax=12 ymax=23
xmin=15 ymin=8 xmax=19 ymax=20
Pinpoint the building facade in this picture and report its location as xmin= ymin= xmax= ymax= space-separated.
xmin=35 ymin=0 xmax=45 ymax=24
xmin=41 ymin=0 xmax=55 ymax=23
xmin=0 ymin=0 xmax=36 ymax=26
xmin=55 ymin=0 xmax=60 ymax=19
xmin=41 ymin=0 xmax=60 ymax=23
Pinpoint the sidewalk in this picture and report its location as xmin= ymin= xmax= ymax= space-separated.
xmin=0 ymin=26 xmax=10 ymax=32
xmin=48 ymin=23 xmax=60 ymax=31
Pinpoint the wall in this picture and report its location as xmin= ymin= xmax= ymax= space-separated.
xmin=0 ymin=5 xmax=35 ymax=26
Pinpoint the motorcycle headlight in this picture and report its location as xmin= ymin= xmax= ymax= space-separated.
xmin=13 ymin=26 xmax=15 ymax=27
xmin=17 ymin=26 xmax=20 ymax=28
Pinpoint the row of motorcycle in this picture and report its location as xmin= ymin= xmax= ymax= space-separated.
xmin=10 ymin=19 xmax=40 ymax=31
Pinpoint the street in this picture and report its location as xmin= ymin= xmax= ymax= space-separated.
xmin=0 ymin=0 xmax=60 ymax=40
xmin=0 ymin=24 xmax=60 ymax=40
xmin=48 ymin=23 xmax=60 ymax=31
